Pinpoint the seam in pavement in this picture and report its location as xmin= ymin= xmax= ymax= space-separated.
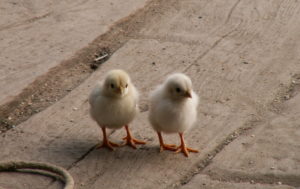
xmin=131 ymin=34 xmax=204 ymax=46
xmin=204 ymin=168 xmax=300 ymax=187
xmin=45 ymin=129 xmax=118 ymax=188
xmin=183 ymin=26 xmax=239 ymax=73
xmin=170 ymin=116 xmax=263 ymax=189
xmin=224 ymin=0 xmax=241 ymax=24
xmin=0 ymin=12 xmax=52 ymax=32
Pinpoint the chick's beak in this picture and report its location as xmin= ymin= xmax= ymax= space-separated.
xmin=184 ymin=91 xmax=192 ymax=98
xmin=116 ymin=87 xmax=122 ymax=94
xmin=116 ymin=87 xmax=126 ymax=96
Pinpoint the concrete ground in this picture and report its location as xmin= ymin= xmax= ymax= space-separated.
xmin=0 ymin=0 xmax=300 ymax=189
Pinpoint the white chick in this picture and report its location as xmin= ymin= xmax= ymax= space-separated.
xmin=149 ymin=73 xmax=199 ymax=157
xmin=89 ymin=69 xmax=145 ymax=150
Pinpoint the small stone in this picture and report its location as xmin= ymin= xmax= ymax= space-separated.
xmin=73 ymin=107 xmax=78 ymax=111
xmin=12 ymin=125 xmax=16 ymax=128
xmin=250 ymin=180 xmax=255 ymax=184
xmin=243 ymin=61 xmax=249 ymax=64
xmin=90 ymin=63 xmax=98 ymax=70
xmin=284 ymin=95 xmax=290 ymax=100
xmin=152 ymin=62 xmax=156 ymax=65
xmin=292 ymin=80 xmax=296 ymax=84
xmin=270 ymin=167 xmax=275 ymax=170
xmin=251 ymin=134 xmax=255 ymax=137
xmin=8 ymin=116 xmax=12 ymax=120
xmin=278 ymin=182 xmax=282 ymax=185
xmin=198 ymin=16 xmax=202 ymax=19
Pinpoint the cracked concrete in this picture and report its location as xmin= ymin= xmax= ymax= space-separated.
xmin=1 ymin=0 xmax=300 ymax=188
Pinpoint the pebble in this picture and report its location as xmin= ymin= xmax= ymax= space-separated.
xmin=270 ymin=167 xmax=275 ymax=170
xmin=278 ymin=181 xmax=282 ymax=185
xmin=73 ymin=107 xmax=78 ymax=111
xmin=251 ymin=134 xmax=255 ymax=137
xmin=250 ymin=180 xmax=255 ymax=184
xmin=284 ymin=95 xmax=290 ymax=100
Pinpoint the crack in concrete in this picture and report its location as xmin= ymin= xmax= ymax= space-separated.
xmin=183 ymin=26 xmax=239 ymax=73
xmin=204 ymin=168 xmax=300 ymax=187
xmin=224 ymin=0 xmax=241 ymax=24
xmin=169 ymin=116 xmax=263 ymax=189
xmin=0 ymin=12 xmax=52 ymax=32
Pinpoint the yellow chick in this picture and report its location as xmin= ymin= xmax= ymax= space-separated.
xmin=89 ymin=69 xmax=145 ymax=150
xmin=149 ymin=73 xmax=199 ymax=157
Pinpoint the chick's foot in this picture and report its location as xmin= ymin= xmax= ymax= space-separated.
xmin=96 ymin=139 xmax=120 ymax=151
xmin=159 ymin=143 xmax=177 ymax=152
xmin=122 ymin=125 xmax=146 ymax=149
xmin=175 ymin=145 xmax=198 ymax=157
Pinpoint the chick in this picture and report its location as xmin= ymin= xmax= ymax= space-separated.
xmin=149 ymin=73 xmax=199 ymax=157
xmin=89 ymin=69 xmax=145 ymax=150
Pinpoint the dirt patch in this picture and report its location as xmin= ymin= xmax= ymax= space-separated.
xmin=270 ymin=74 xmax=300 ymax=113
xmin=0 ymin=0 xmax=174 ymax=133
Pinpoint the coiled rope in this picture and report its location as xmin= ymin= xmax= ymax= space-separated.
xmin=0 ymin=161 xmax=74 ymax=189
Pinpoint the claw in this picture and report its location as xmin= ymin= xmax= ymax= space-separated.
xmin=96 ymin=140 xmax=120 ymax=151
xmin=157 ymin=132 xmax=177 ymax=152
xmin=175 ymin=133 xmax=199 ymax=157
xmin=122 ymin=125 xmax=146 ymax=149
xmin=160 ymin=143 xmax=177 ymax=152
xmin=96 ymin=127 xmax=120 ymax=151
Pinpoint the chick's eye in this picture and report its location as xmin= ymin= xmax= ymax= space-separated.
xmin=125 ymin=84 xmax=128 ymax=88
xmin=110 ymin=84 xmax=114 ymax=88
xmin=176 ymin=88 xmax=181 ymax=93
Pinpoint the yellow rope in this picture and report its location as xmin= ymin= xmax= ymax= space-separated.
xmin=0 ymin=161 xmax=74 ymax=189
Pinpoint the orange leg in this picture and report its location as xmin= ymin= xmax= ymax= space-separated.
xmin=175 ymin=133 xmax=199 ymax=157
xmin=157 ymin=132 xmax=177 ymax=152
xmin=96 ymin=127 xmax=120 ymax=151
xmin=122 ymin=125 xmax=146 ymax=149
